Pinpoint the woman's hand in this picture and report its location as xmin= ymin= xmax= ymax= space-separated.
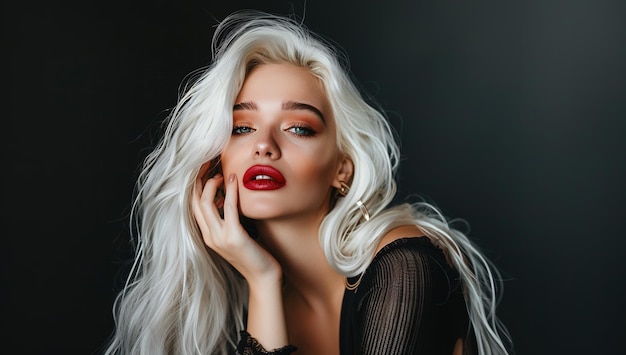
xmin=192 ymin=163 xmax=289 ymax=349
xmin=192 ymin=163 xmax=282 ymax=285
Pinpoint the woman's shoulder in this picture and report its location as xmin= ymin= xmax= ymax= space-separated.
xmin=370 ymin=225 xmax=445 ymax=268
xmin=375 ymin=225 xmax=432 ymax=254
xmin=350 ymin=225 xmax=459 ymax=301
xmin=369 ymin=225 xmax=450 ymax=274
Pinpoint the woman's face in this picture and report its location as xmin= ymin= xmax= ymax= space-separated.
xmin=220 ymin=63 xmax=350 ymax=222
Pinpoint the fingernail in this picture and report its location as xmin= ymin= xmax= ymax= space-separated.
xmin=213 ymin=173 xmax=222 ymax=179
xmin=229 ymin=173 xmax=235 ymax=182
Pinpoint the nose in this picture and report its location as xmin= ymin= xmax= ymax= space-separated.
xmin=253 ymin=129 xmax=281 ymax=160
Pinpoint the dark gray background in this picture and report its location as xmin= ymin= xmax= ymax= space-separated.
xmin=3 ymin=0 xmax=625 ymax=354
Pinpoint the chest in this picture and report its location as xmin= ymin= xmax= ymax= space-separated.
xmin=284 ymin=292 xmax=344 ymax=355
xmin=286 ymin=311 xmax=340 ymax=355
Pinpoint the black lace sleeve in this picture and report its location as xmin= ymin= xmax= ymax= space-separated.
xmin=340 ymin=237 xmax=470 ymax=355
xmin=236 ymin=331 xmax=297 ymax=355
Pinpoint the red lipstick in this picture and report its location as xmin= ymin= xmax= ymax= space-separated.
xmin=243 ymin=165 xmax=286 ymax=190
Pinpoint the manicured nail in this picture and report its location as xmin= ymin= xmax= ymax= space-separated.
xmin=229 ymin=173 xmax=235 ymax=182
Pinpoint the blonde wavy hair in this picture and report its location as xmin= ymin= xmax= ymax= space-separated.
xmin=105 ymin=10 xmax=512 ymax=355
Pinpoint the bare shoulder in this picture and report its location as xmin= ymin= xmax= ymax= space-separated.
xmin=375 ymin=225 xmax=427 ymax=254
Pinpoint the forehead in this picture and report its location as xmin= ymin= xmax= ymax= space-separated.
xmin=236 ymin=64 xmax=331 ymax=115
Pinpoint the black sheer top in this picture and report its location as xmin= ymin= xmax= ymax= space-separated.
xmin=236 ymin=237 xmax=473 ymax=354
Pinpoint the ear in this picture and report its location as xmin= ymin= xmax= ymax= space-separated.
xmin=332 ymin=155 xmax=354 ymax=189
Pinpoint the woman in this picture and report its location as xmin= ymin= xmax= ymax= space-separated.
xmin=105 ymin=11 xmax=512 ymax=355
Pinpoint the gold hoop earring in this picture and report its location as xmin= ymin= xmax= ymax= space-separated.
xmin=356 ymin=200 xmax=370 ymax=221
xmin=337 ymin=181 xmax=350 ymax=197
xmin=336 ymin=181 xmax=370 ymax=221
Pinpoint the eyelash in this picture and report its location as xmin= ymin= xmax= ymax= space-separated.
xmin=286 ymin=124 xmax=316 ymax=137
xmin=231 ymin=124 xmax=316 ymax=137
xmin=232 ymin=125 xmax=255 ymax=135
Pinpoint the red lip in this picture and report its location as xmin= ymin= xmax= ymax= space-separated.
xmin=243 ymin=165 xmax=286 ymax=190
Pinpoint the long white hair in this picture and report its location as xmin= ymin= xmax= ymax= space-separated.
xmin=105 ymin=10 xmax=512 ymax=355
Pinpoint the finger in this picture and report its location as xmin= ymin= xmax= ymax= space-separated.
xmin=193 ymin=172 xmax=222 ymax=220
xmin=199 ymin=174 xmax=225 ymax=226
xmin=193 ymin=174 xmax=227 ymax=249
xmin=223 ymin=173 xmax=240 ymax=225
xmin=191 ymin=176 xmax=209 ymax=232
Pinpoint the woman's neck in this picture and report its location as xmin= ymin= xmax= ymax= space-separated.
xmin=255 ymin=216 xmax=345 ymax=305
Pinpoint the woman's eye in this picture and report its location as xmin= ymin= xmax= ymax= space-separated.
xmin=286 ymin=125 xmax=315 ymax=136
xmin=232 ymin=125 xmax=255 ymax=135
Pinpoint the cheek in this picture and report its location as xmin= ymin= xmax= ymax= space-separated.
xmin=289 ymin=149 xmax=338 ymax=185
xmin=219 ymin=147 xmax=237 ymax=177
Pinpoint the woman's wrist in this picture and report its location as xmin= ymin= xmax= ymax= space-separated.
xmin=244 ymin=259 xmax=283 ymax=289
xmin=245 ymin=268 xmax=288 ymax=350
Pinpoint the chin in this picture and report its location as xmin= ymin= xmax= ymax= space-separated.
xmin=238 ymin=193 xmax=284 ymax=218
xmin=239 ymin=205 xmax=281 ymax=220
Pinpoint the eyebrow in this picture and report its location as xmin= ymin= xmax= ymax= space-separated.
xmin=282 ymin=101 xmax=326 ymax=123
xmin=233 ymin=100 xmax=326 ymax=124
xmin=233 ymin=101 xmax=258 ymax=111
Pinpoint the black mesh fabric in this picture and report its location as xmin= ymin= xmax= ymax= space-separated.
xmin=340 ymin=237 xmax=473 ymax=355
xmin=236 ymin=331 xmax=297 ymax=354
xmin=236 ymin=237 xmax=473 ymax=355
